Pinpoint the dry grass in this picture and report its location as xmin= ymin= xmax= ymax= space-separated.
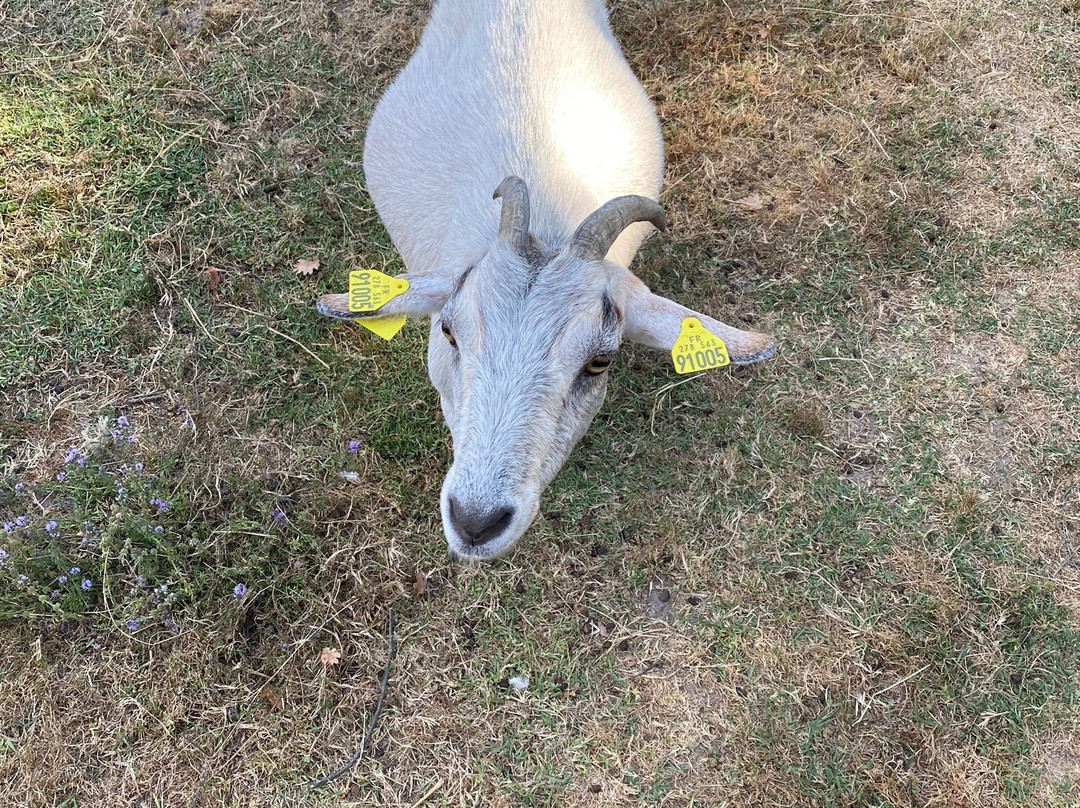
xmin=2 ymin=0 xmax=1079 ymax=806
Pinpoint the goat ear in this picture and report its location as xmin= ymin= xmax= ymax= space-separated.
xmin=618 ymin=270 xmax=776 ymax=365
xmin=316 ymin=269 xmax=455 ymax=321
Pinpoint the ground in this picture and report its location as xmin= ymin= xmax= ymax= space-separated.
xmin=1 ymin=0 xmax=1079 ymax=805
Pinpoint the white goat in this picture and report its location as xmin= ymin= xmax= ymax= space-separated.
xmin=318 ymin=0 xmax=776 ymax=559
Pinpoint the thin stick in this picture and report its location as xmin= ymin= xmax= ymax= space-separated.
xmin=262 ymin=322 xmax=331 ymax=370
xmin=308 ymin=609 xmax=396 ymax=790
xmin=409 ymin=778 xmax=444 ymax=808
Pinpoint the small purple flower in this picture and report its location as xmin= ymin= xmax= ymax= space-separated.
xmin=56 ymin=472 xmax=67 ymax=482
xmin=232 ymin=583 xmax=248 ymax=598
xmin=125 ymin=618 xmax=139 ymax=632
xmin=153 ymin=525 xmax=164 ymax=534
xmin=348 ymin=440 xmax=361 ymax=453
xmin=64 ymin=446 xmax=80 ymax=463
xmin=117 ymin=415 xmax=129 ymax=428
xmin=134 ymin=462 xmax=144 ymax=472
xmin=69 ymin=567 xmax=80 ymax=576
xmin=58 ymin=575 xmax=68 ymax=584
xmin=271 ymin=506 xmax=286 ymax=523
xmin=45 ymin=520 xmax=58 ymax=534
xmin=81 ymin=578 xmax=92 ymax=591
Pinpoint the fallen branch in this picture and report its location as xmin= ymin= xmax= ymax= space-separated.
xmin=308 ymin=609 xmax=395 ymax=790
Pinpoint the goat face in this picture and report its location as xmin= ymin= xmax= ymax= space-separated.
xmin=316 ymin=178 xmax=776 ymax=560
xmin=430 ymin=242 xmax=628 ymax=559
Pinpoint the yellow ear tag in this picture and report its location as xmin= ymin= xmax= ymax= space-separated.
xmin=349 ymin=269 xmax=409 ymax=341
xmin=671 ymin=317 xmax=730 ymax=374
xmin=348 ymin=269 xmax=409 ymax=313
xmin=357 ymin=316 xmax=406 ymax=341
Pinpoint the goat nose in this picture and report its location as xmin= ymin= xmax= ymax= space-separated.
xmin=448 ymin=498 xmax=515 ymax=547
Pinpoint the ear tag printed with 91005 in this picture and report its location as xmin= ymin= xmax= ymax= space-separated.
xmin=671 ymin=317 xmax=730 ymax=374
xmin=349 ymin=269 xmax=409 ymax=340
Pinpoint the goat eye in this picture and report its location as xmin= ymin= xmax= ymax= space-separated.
xmin=584 ymin=354 xmax=613 ymax=375
xmin=441 ymin=319 xmax=456 ymax=347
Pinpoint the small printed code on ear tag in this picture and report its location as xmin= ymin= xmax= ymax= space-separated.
xmin=671 ymin=317 xmax=730 ymax=374
xmin=358 ymin=316 xmax=406 ymax=341
xmin=348 ymin=269 xmax=409 ymax=313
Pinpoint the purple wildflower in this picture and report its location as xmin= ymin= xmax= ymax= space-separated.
xmin=58 ymin=575 xmax=68 ymax=584
xmin=45 ymin=520 xmax=58 ymax=534
xmin=81 ymin=578 xmax=92 ymax=591
xmin=125 ymin=618 xmax=139 ymax=632
xmin=56 ymin=472 xmax=67 ymax=482
xmin=271 ymin=505 xmax=286 ymax=523
xmin=232 ymin=583 xmax=248 ymax=598
xmin=64 ymin=446 xmax=80 ymax=463
xmin=117 ymin=415 xmax=129 ymax=428
xmin=348 ymin=439 xmax=362 ymax=453
xmin=69 ymin=566 xmax=80 ymax=576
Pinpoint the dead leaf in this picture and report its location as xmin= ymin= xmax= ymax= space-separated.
xmin=205 ymin=266 xmax=222 ymax=295
xmin=294 ymin=258 xmax=320 ymax=276
xmin=319 ymin=647 xmax=341 ymax=667
xmin=412 ymin=569 xmax=427 ymax=597
xmin=260 ymin=684 xmax=283 ymax=711
xmin=733 ymin=194 xmax=765 ymax=212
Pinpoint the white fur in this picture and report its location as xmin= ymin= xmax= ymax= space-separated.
xmin=363 ymin=0 xmax=663 ymax=273
xmin=319 ymin=0 xmax=776 ymax=559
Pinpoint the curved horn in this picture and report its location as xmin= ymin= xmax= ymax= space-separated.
xmin=569 ymin=196 xmax=668 ymax=262
xmin=492 ymin=176 xmax=531 ymax=252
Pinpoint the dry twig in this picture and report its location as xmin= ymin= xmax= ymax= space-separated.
xmin=307 ymin=609 xmax=395 ymax=790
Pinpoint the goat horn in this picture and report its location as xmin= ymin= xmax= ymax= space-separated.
xmin=492 ymin=176 xmax=530 ymax=252
xmin=569 ymin=196 xmax=668 ymax=262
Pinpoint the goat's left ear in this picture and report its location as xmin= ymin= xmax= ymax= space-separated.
xmin=316 ymin=269 xmax=455 ymax=321
xmin=617 ymin=269 xmax=776 ymax=364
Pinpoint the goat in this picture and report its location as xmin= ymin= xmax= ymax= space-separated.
xmin=317 ymin=0 xmax=776 ymax=559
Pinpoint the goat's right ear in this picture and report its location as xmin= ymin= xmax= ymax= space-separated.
xmin=316 ymin=270 xmax=455 ymax=321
